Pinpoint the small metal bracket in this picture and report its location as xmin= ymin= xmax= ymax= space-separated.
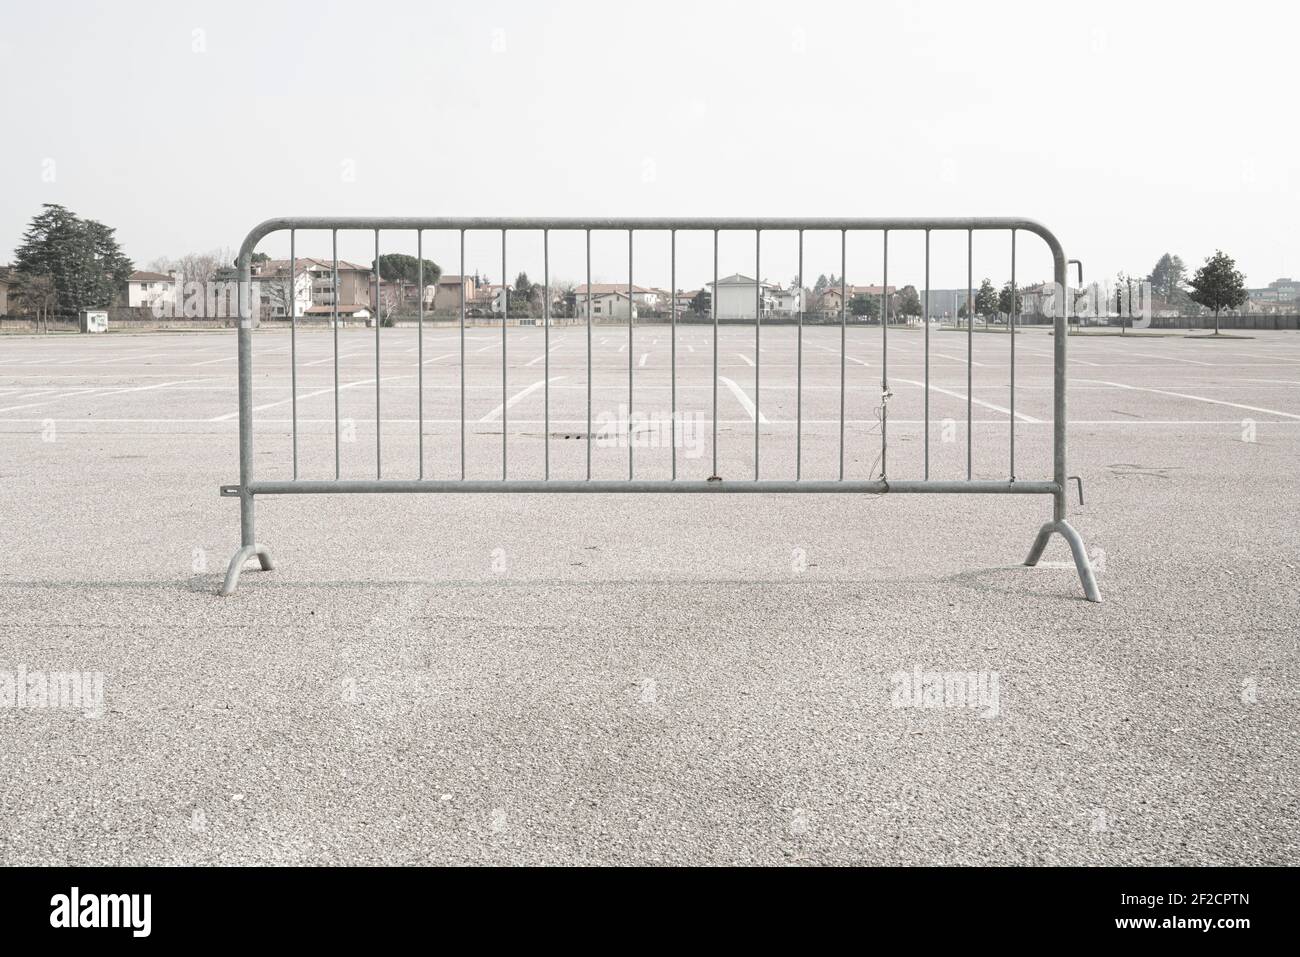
xmin=220 ymin=484 xmax=241 ymax=498
xmin=1068 ymin=475 xmax=1084 ymax=505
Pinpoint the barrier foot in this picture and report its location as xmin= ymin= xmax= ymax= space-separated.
xmin=1023 ymin=520 xmax=1101 ymax=603
xmin=219 ymin=543 xmax=274 ymax=596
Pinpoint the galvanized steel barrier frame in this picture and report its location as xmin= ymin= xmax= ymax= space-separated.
xmin=219 ymin=217 xmax=1100 ymax=602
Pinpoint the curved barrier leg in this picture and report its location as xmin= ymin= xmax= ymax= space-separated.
xmin=1024 ymin=520 xmax=1101 ymax=603
xmin=220 ymin=543 xmax=274 ymax=597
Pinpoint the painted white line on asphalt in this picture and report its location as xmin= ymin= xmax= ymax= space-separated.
xmin=1017 ymin=348 xmax=1102 ymax=367
xmin=1081 ymin=379 xmax=1300 ymax=420
xmin=718 ymin=376 xmax=770 ymax=423
xmin=1126 ymin=351 xmax=1212 ymax=366
xmin=931 ymin=351 xmax=986 ymax=367
xmin=421 ymin=352 xmax=457 ymax=366
xmin=0 ymin=389 xmax=101 ymax=413
xmin=478 ymin=376 xmax=567 ymax=422
xmin=737 ymin=353 xmax=754 ymax=367
xmin=97 ymin=379 xmax=209 ymax=398
xmin=303 ymin=351 xmax=366 ymax=367
xmin=1221 ymin=351 xmax=1300 ymax=364
xmin=208 ymin=375 xmax=413 ymax=421
xmin=890 ymin=377 xmax=1042 ymax=422
xmin=190 ymin=355 xmax=238 ymax=366
xmin=94 ymin=352 xmax=172 ymax=365
xmin=639 ymin=353 xmax=649 ymax=367
xmin=525 ymin=340 xmax=566 ymax=367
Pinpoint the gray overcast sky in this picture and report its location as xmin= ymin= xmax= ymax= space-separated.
xmin=1 ymin=0 xmax=1295 ymax=291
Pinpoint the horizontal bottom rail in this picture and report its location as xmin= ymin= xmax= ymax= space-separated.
xmin=225 ymin=479 xmax=1059 ymax=496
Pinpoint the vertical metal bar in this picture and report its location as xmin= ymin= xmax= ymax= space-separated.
xmin=585 ymin=229 xmax=592 ymax=480
xmin=1010 ymin=228 xmax=1016 ymax=481
xmin=838 ymin=231 xmax=846 ymax=481
xmin=1054 ymin=245 xmax=1067 ymax=522
xmin=501 ymin=229 xmax=507 ymax=481
xmin=754 ymin=229 xmax=760 ymax=480
xmin=332 ymin=229 xmax=340 ymax=480
xmin=670 ymin=229 xmax=677 ymax=481
xmin=881 ymin=230 xmax=889 ymax=479
xmin=796 ymin=229 xmax=803 ymax=481
xmin=289 ymin=229 xmax=297 ymax=480
xmin=544 ymin=228 xmax=550 ymax=481
xmin=417 ymin=230 xmax=424 ymax=480
xmin=374 ymin=229 xmax=381 ymax=479
xmin=712 ymin=229 xmax=718 ymax=479
xmin=237 ymin=256 xmax=255 ymax=548
xmin=923 ymin=228 xmax=930 ymax=480
xmin=628 ymin=229 xmax=634 ymax=480
xmin=966 ymin=229 xmax=973 ymax=482
xmin=459 ymin=229 xmax=465 ymax=481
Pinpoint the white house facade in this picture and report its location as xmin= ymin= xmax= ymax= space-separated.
xmin=127 ymin=271 xmax=180 ymax=311
xmin=706 ymin=274 xmax=783 ymax=319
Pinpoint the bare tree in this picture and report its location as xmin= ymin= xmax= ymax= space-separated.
xmin=262 ymin=275 xmax=296 ymax=321
xmin=377 ymin=284 xmax=401 ymax=327
xmin=15 ymin=273 xmax=58 ymax=333
xmin=149 ymin=248 xmax=238 ymax=317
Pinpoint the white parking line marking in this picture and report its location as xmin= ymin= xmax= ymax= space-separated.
xmin=737 ymin=353 xmax=754 ymax=367
xmin=92 ymin=352 xmax=171 ymax=366
xmin=0 ymin=389 xmax=101 ymax=413
xmin=97 ymin=379 xmax=209 ymax=398
xmin=718 ymin=376 xmax=770 ymax=423
xmin=1082 ymin=379 xmax=1300 ymax=420
xmin=1126 ymin=351 xmax=1212 ymax=366
xmin=525 ymin=339 xmax=566 ymax=367
xmin=639 ymin=353 xmax=649 ymax=367
xmin=303 ymin=351 xmax=367 ymax=367
xmin=891 ymin=377 xmax=1042 ymax=422
xmin=208 ymin=375 xmax=412 ymax=421
xmin=478 ymin=377 xmax=567 ymax=422
xmin=931 ymin=351 xmax=986 ymax=367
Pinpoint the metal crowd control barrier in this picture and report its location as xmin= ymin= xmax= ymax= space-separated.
xmin=219 ymin=217 xmax=1101 ymax=602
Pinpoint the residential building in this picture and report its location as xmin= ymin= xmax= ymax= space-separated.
xmin=1247 ymin=278 xmax=1300 ymax=304
xmin=674 ymin=290 xmax=700 ymax=315
xmin=127 ymin=270 xmax=181 ymax=311
xmin=814 ymin=283 xmax=894 ymax=318
xmin=432 ymin=274 xmax=478 ymax=313
xmin=705 ymin=274 xmax=783 ymax=319
xmin=252 ymin=258 xmax=371 ymax=318
xmin=575 ymin=283 xmax=661 ymax=314
xmin=582 ymin=290 xmax=638 ymax=321
xmin=776 ymin=286 xmax=807 ymax=315
xmin=0 ymin=266 xmax=16 ymax=315
xmin=304 ymin=303 xmax=372 ymax=322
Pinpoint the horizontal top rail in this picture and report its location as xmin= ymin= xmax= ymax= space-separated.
xmin=236 ymin=216 xmax=1065 ymax=265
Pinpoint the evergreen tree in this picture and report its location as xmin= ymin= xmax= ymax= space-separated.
xmin=14 ymin=204 xmax=134 ymax=315
xmin=1187 ymin=250 xmax=1247 ymax=335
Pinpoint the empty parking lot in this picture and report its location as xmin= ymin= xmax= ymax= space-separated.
xmin=1 ymin=324 xmax=1297 ymax=865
